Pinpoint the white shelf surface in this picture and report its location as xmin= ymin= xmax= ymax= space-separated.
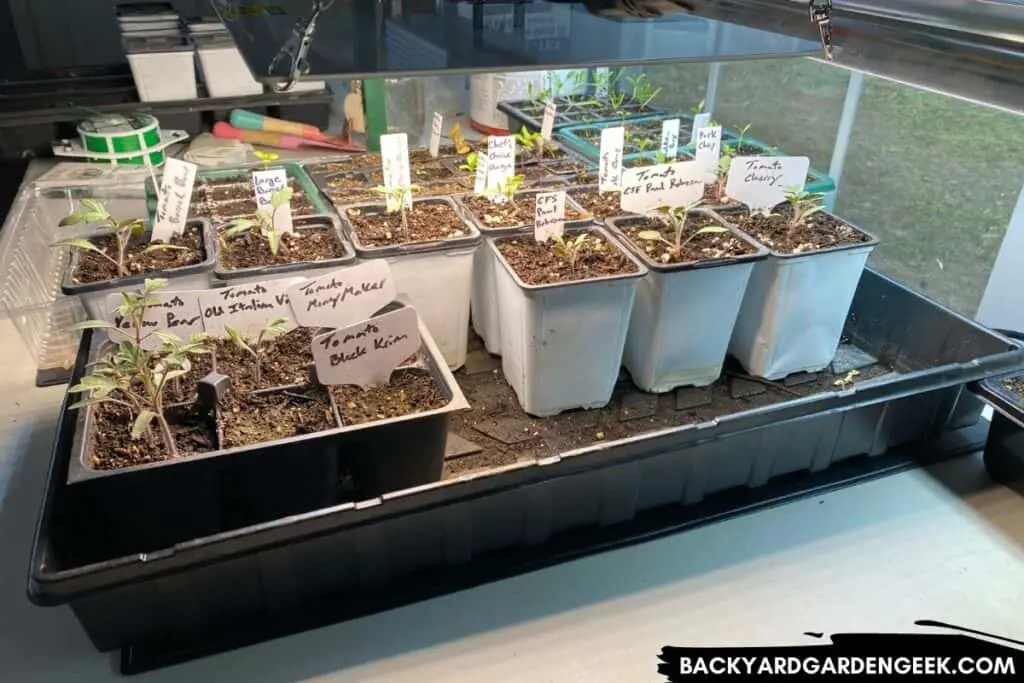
xmin=1 ymin=318 xmax=1024 ymax=682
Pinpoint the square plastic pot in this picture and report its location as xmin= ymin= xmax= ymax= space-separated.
xmin=717 ymin=209 xmax=879 ymax=380
xmin=60 ymin=219 xmax=216 ymax=320
xmin=454 ymin=190 xmax=591 ymax=356
xmin=212 ymin=213 xmax=356 ymax=286
xmin=338 ymin=196 xmax=482 ymax=370
xmin=193 ymin=34 xmax=263 ymax=97
xmin=61 ymin=312 xmax=468 ymax=555
xmin=606 ymin=212 xmax=769 ymax=392
xmin=489 ymin=225 xmax=647 ymax=417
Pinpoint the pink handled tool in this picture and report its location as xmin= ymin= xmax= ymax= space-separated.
xmin=212 ymin=122 xmax=362 ymax=152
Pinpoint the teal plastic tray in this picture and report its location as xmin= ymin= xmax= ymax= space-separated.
xmin=684 ymin=134 xmax=836 ymax=195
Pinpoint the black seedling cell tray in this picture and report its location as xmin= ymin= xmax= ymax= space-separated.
xmin=28 ymin=269 xmax=1022 ymax=669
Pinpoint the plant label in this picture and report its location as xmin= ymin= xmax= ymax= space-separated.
xmin=660 ymin=119 xmax=680 ymax=161
xmin=534 ymin=191 xmax=566 ymax=242
xmin=598 ymin=126 xmax=624 ymax=193
xmin=690 ymin=113 xmax=711 ymax=145
xmin=381 ymin=133 xmax=413 ymax=210
xmin=429 ymin=112 xmax=444 ymax=158
xmin=541 ymin=101 xmax=557 ymax=140
xmin=152 ymin=157 xmax=196 ymax=241
xmin=620 ymin=161 xmax=705 ymax=214
xmin=485 ymin=135 xmax=516 ymax=200
xmin=694 ymin=126 xmax=722 ymax=180
xmin=726 ymin=156 xmax=810 ymax=213
xmin=287 ymin=261 xmax=397 ymax=329
xmin=473 ymin=154 xmax=489 ymax=195
xmin=311 ymin=306 xmax=421 ymax=388
xmin=198 ymin=278 xmax=303 ymax=338
xmin=104 ymin=290 xmax=204 ymax=351
xmin=252 ymin=169 xmax=294 ymax=234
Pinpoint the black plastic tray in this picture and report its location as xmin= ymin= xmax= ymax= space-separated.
xmin=976 ymin=369 xmax=1024 ymax=495
xmin=28 ymin=269 xmax=1023 ymax=662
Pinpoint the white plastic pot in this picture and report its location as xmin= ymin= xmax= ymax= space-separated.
xmin=124 ymin=34 xmax=198 ymax=102
xmin=340 ymin=197 xmax=482 ymax=370
xmin=194 ymin=34 xmax=263 ymax=98
xmin=456 ymin=191 xmax=590 ymax=356
xmin=469 ymin=72 xmax=546 ymax=135
xmin=490 ymin=225 xmax=647 ymax=417
xmin=724 ymin=212 xmax=879 ymax=380
xmin=607 ymin=213 xmax=769 ymax=393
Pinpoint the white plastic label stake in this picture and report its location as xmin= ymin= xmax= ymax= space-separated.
xmin=105 ymin=291 xmax=204 ymax=351
xmin=660 ymin=119 xmax=680 ymax=161
xmin=598 ymin=126 xmax=625 ymax=193
xmin=620 ymin=161 xmax=705 ymax=214
xmin=534 ymin=191 xmax=566 ymax=242
xmin=541 ymin=101 xmax=557 ymax=140
xmin=485 ymin=136 xmax=516 ymax=198
xmin=690 ymin=112 xmax=711 ymax=145
xmin=198 ymin=278 xmax=303 ymax=338
xmin=252 ymin=169 xmax=294 ymax=234
xmin=725 ymin=156 xmax=810 ymax=213
xmin=473 ymin=154 xmax=489 ymax=195
xmin=380 ymin=133 xmax=413 ymax=210
xmin=694 ymin=126 xmax=722 ymax=181
xmin=152 ymin=157 xmax=196 ymax=241
xmin=287 ymin=261 xmax=397 ymax=329
xmin=429 ymin=112 xmax=444 ymax=158
xmin=311 ymin=306 xmax=421 ymax=388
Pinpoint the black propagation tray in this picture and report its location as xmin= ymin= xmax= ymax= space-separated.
xmin=28 ymin=269 xmax=1023 ymax=674
xmin=975 ymin=354 xmax=1024 ymax=496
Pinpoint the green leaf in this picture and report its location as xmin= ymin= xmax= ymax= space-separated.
xmin=80 ymin=198 xmax=108 ymax=217
xmin=143 ymin=278 xmax=168 ymax=294
xmin=69 ymin=375 xmax=118 ymax=393
xmin=635 ymin=230 xmax=663 ymax=241
xmin=58 ymin=213 xmax=90 ymax=227
xmin=131 ymin=410 xmax=158 ymax=440
xmin=694 ymin=226 xmax=729 ymax=237
xmin=270 ymin=187 xmax=294 ymax=209
xmin=153 ymin=330 xmax=183 ymax=347
xmin=223 ymin=219 xmax=257 ymax=238
xmin=266 ymin=317 xmax=290 ymax=333
xmin=70 ymin=319 xmax=117 ymax=332
xmin=53 ymin=238 xmax=105 ymax=255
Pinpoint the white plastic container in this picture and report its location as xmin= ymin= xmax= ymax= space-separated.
xmin=607 ymin=213 xmax=769 ymax=393
xmin=469 ymin=72 xmax=546 ymax=135
xmin=339 ymin=197 xmax=482 ymax=370
xmin=455 ymin=191 xmax=591 ymax=356
xmin=725 ymin=213 xmax=879 ymax=380
xmin=193 ymin=33 xmax=263 ymax=97
xmin=124 ymin=34 xmax=198 ymax=102
xmin=490 ymin=225 xmax=647 ymax=417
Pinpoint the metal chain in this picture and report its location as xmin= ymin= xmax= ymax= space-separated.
xmin=268 ymin=0 xmax=335 ymax=92
xmin=808 ymin=0 xmax=834 ymax=61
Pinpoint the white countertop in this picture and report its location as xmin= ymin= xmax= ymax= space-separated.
xmin=2 ymin=317 xmax=1024 ymax=681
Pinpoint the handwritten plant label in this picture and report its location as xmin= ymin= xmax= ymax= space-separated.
xmin=534 ymin=191 xmax=566 ymax=242
xmin=620 ymin=161 xmax=705 ymax=214
xmin=660 ymin=119 xmax=680 ymax=161
xmin=473 ymin=153 xmax=489 ymax=195
xmin=152 ymin=157 xmax=196 ymax=241
xmin=198 ymin=278 xmax=303 ymax=338
xmin=541 ymin=101 xmax=557 ymax=140
xmin=485 ymin=135 xmax=516 ymax=197
xmin=694 ymin=126 xmax=722 ymax=181
xmin=725 ymin=156 xmax=810 ymax=213
xmin=690 ymin=112 xmax=711 ymax=145
xmin=380 ymin=133 xmax=413 ymax=210
xmin=287 ymin=261 xmax=397 ymax=329
xmin=598 ymin=126 xmax=625 ymax=193
xmin=252 ymin=168 xmax=294 ymax=234
xmin=429 ymin=112 xmax=444 ymax=158
xmin=104 ymin=291 xmax=204 ymax=350
xmin=311 ymin=306 xmax=420 ymax=387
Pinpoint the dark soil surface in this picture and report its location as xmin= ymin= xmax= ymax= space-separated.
xmin=496 ymin=229 xmax=638 ymax=285
xmin=462 ymin=193 xmax=589 ymax=231
xmin=212 ymin=327 xmax=315 ymax=393
xmin=702 ymin=182 xmax=739 ymax=207
xmin=444 ymin=334 xmax=894 ymax=478
xmin=219 ymin=385 xmax=338 ymax=450
xmin=515 ymin=165 xmax=561 ymax=184
xmin=69 ymin=224 xmax=204 ymax=284
xmin=411 ymin=162 xmax=456 ymax=182
xmin=519 ymin=144 xmax=569 ymax=163
xmin=163 ymin=352 xmax=213 ymax=404
xmin=86 ymin=402 xmax=216 ymax=470
xmin=544 ymin=160 xmax=597 ymax=182
xmin=325 ymin=188 xmax=381 ymax=206
xmin=306 ymin=156 xmax=381 ymax=175
xmin=321 ymin=171 xmax=372 ymax=191
xmin=725 ymin=205 xmax=872 ymax=255
xmin=419 ymin=180 xmax=472 ymax=197
xmin=330 ymin=369 xmax=448 ymax=426
xmin=567 ymin=187 xmax=623 ymax=222
xmin=616 ymin=215 xmax=756 ymax=265
xmin=217 ymin=222 xmax=347 ymax=271
xmin=1000 ymin=376 xmax=1024 ymax=405
xmin=346 ymin=200 xmax=470 ymax=248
